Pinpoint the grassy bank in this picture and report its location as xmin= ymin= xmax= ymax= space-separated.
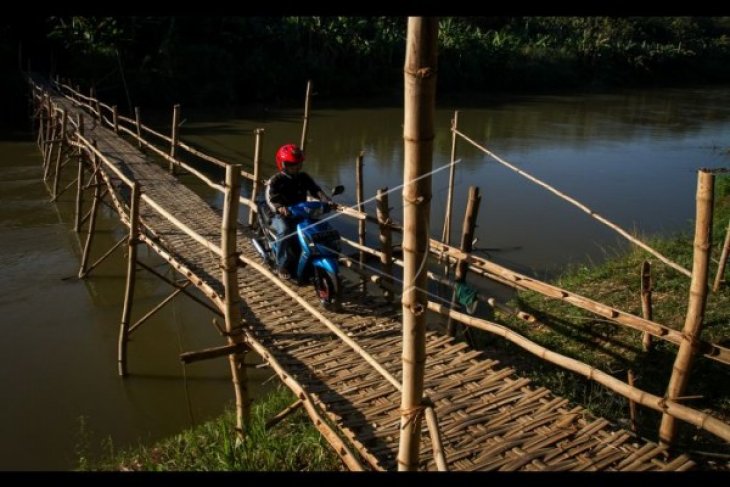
xmin=85 ymin=386 xmax=342 ymax=471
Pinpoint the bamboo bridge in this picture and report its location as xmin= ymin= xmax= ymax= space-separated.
xmin=28 ymin=75 xmax=730 ymax=471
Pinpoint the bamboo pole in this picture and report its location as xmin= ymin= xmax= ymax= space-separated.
xmin=660 ymin=169 xmax=715 ymax=446
xmin=118 ymin=182 xmax=141 ymax=376
xmin=51 ymin=109 xmax=67 ymax=201
xmin=427 ymin=301 xmax=730 ymax=442
xmin=713 ymin=219 xmax=730 ymax=292
xmin=446 ymin=186 xmax=480 ymax=337
xmin=180 ymin=343 xmax=247 ymax=364
xmin=265 ymin=399 xmax=304 ymax=430
xmin=42 ymin=100 xmax=55 ymax=181
xmin=300 ymin=80 xmax=312 ymax=151
xmin=248 ymin=128 xmax=264 ymax=226
xmin=129 ymin=285 xmax=188 ymax=335
xmin=221 ymin=164 xmax=249 ymax=438
xmin=78 ymin=149 xmax=101 ymax=279
xmin=356 ymin=151 xmax=367 ymax=293
xmin=376 ymin=188 xmax=394 ymax=302
xmin=628 ymin=369 xmax=638 ymax=433
xmin=169 ymin=104 xmax=180 ymax=174
xmin=399 ymin=16 xmax=438 ymax=472
xmin=112 ymin=105 xmax=118 ymax=133
xmin=640 ymin=260 xmax=654 ymax=352
xmin=441 ymin=110 xmax=459 ymax=246
xmin=134 ymin=107 xmax=142 ymax=149
xmin=92 ymin=87 xmax=101 ymax=122
xmin=454 ymin=129 xmax=692 ymax=278
xmin=73 ymin=137 xmax=84 ymax=232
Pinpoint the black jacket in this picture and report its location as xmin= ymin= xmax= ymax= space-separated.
xmin=265 ymin=171 xmax=322 ymax=212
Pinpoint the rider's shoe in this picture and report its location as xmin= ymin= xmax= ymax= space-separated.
xmin=277 ymin=268 xmax=291 ymax=281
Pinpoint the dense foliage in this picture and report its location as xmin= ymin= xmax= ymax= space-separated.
xmin=3 ymin=16 xmax=730 ymax=119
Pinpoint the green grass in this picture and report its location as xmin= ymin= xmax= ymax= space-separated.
xmin=86 ymin=386 xmax=343 ymax=471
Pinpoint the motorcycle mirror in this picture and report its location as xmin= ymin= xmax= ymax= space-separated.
xmin=331 ymin=185 xmax=345 ymax=196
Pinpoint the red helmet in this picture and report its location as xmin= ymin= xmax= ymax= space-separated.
xmin=275 ymin=143 xmax=305 ymax=172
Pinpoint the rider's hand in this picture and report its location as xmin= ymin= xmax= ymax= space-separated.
xmin=277 ymin=206 xmax=290 ymax=217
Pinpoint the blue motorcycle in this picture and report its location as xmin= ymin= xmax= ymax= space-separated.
xmin=252 ymin=185 xmax=345 ymax=310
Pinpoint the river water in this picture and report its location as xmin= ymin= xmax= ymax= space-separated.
xmin=1 ymin=85 xmax=729 ymax=469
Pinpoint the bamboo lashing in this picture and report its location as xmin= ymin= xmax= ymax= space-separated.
xmin=453 ymin=128 xmax=692 ymax=278
xmin=660 ymin=170 xmax=715 ymax=446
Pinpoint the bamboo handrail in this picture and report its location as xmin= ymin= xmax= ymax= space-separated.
xmin=453 ymin=128 xmax=692 ymax=278
xmin=77 ymin=134 xmax=135 ymax=187
xmin=426 ymin=301 xmax=730 ymax=443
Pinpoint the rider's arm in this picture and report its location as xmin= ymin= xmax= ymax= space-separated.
xmin=265 ymin=174 xmax=289 ymax=215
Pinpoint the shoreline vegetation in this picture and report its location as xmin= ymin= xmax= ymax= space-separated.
xmin=86 ymin=176 xmax=730 ymax=471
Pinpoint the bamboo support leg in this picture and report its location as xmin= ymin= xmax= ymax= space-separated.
xmin=356 ymin=151 xmax=367 ymax=294
xmin=51 ymin=111 xmax=67 ymax=200
xmin=73 ymin=148 xmax=84 ymax=232
xmin=713 ymin=219 xmax=730 ymax=292
xmin=265 ymin=399 xmax=304 ymax=430
xmin=221 ymin=165 xmax=249 ymax=437
xmin=659 ymin=170 xmax=715 ymax=446
xmin=640 ymin=260 xmax=654 ymax=352
xmin=118 ymin=183 xmax=141 ymax=376
xmin=78 ymin=169 xmax=102 ymax=278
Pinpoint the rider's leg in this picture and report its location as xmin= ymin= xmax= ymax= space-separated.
xmin=272 ymin=215 xmax=294 ymax=277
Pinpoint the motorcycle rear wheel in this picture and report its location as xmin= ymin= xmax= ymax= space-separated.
xmin=313 ymin=267 xmax=341 ymax=311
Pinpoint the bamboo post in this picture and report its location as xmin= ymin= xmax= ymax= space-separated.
xmin=356 ymin=151 xmax=367 ymax=293
xmin=398 ymin=16 xmax=438 ymax=472
xmin=300 ymin=80 xmax=312 ymax=151
xmin=112 ymin=105 xmax=118 ymax=133
xmin=73 ymin=134 xmax=84 ymax=232
xmin=441 ymin=110 xmax=459 ymax=246
xmin=42 ymin=98 xmax=55 ymax=181
xmin=376 ymin=188 xmax=393 ymax=302
xmin=221 ymin=164 xmax=249 ymax=437
xmin=640 ymin=260 xmax=654 ymax=351
xmin=713 ymin=219 xmax=730 ymax=292
xmin=659 ymin=169 xmax=715 ymax=446
xmin=627 ymin=369 xmax=638 ymax=433
xmin=118 ymin=182 xmax=141 ymax=376
xmin=51 ymin=109 xmax=67 ymax=201
xmin=134 ymin=107 xmax=142 ymax=149
xmin=446 ymin=186 xmax=480 ymax=337
xmin=248 ymin=128 xmax=264 ymax=226
xmin=169 ymin=104 xmax=180 ymax=174
xmin=78 ymin=146 xmax=101 ymax=279
xmin=92 ymin=87 xmax=101 ymax=122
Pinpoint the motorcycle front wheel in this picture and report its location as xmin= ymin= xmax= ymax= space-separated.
xmin=313 ymin=267 xmax=341 ymax=312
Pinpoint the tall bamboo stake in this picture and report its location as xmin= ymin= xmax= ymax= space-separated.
xmin=713 ymin=219 xmax=730 ymax=292
xmin=51 ymin=109 xmax=67 ymax=201
xmin=118 ymin=182 xmax=141 ymax=376
xmin=376 ymin=188 xmax=393 ymax=302
xmin=78 ymin=149 xmax=101 ymax=279
xmin=134 ymin=107 xmax=142 ymax=149
xmin=73 ymin=136 xmax=84 ymax=232
xmin=398 ymin=16 xmax=438 ymax=472
xmin=42 ymin=99 xmax=55 ymax=181
xmin=640 ymin=260 xmax=654 ymax=352
xmin=248 ymin=128 xmax=264 ymax=226
xmin=92 ymin=87 xmax=101 ymax=122
xmin=300 ymin=80 xmax=312 ymax=151
xmin=441 ymin=111 xmax=459 ymax=246
xmin=446 ymin=186 xmax=480 ymax=337
xmin=627 ymin=369 xmax=638 ymax=433
xmin=659 ymin=169 xmax=715 ymax=446
xmin=169 ymin=104 xmax=180 ymax=174
xmin=221 ymin=164 xmax=249 ymax=437
xmin=112 ymin=105 xmax=118 ymax=133
xmin=356 ymin=151 xmax=367 ymax=293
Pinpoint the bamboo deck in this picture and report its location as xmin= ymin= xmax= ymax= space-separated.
xmin=35 ymin=84 xmax=697 ymax=471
